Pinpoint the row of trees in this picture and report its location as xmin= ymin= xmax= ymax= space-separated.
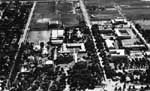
xmin=0 ymin=2 xmax=33 ymax=90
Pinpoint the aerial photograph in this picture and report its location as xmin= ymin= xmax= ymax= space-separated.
xmin=0 ymin=0 xmax=150 ymax=91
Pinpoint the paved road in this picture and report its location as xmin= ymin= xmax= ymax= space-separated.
xmin=79 ymin=0 xmax=107 ymax=81
xmin=19 ymin=1 xmax=37 ymax=45
xmin=6 ymin=1 xmax=37 ymax=88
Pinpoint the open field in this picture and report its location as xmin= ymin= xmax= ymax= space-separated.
xmin=61 ymin=14 xmax=79 ymax=27
xmin=115 ymin=0 xmax=150 ymax=6
xmin=2 ymin=0 xmax=150 ymax=20
xmin=58 ymin=1 xmax=80 ymax=27
xmin=116 ymin=0 xmax=150 ymax=20
xmin=122 ymin=8 xmax=150 ymax=20
xmin=27 ymin=2 xmax=56 ymax=44
xmin=85 ymin=0 xmax=114 ymax=6
xmin=89 ymin=10 xmax=121 ymax=20
xmin=85 ymin=0 xmax=120 ymax=20
xmin=57 ymin=2 xmax=73 ymax=13
xmin=27 ymin=1 xmax=81 ymax=44
xmin=0 ymin=0 xmax=56 ymax=1
xmin=30 ymin=2 xmax=56 ymax=30
xmin=85 ymin=0 xmax=150 ymax=20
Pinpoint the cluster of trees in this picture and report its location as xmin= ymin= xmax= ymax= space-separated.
xmin=0 ymin=2 xmax=32 ymax=90
xmin=50 ymin=66 xmax=66 ymax=91
xmin=135 ymin=23 xmax=150 ymax=43
xmin=10 ymin=42 xmax=54 ymax=91
xmin=68 ymin=61 xmax=101 ymax=90
xmin=55 ymin=54 xmax=74 ymax=64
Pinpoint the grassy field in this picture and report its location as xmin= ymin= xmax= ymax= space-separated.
xmin=115 ymin=0 xmax=150 ymax=6
xmin=27 ymin=2 xmax=57 ymax=43
xmin=120 ymin=5 xmax=150 ymax=20
xmin=89 ymin=9 xmax=121 ymax=20
xmin=122 ymin=8 xmax=150 ymax=20
xmin=85 ymin=0 xmax=150 ymax=20
xmin=57 ymin=2 xmax=73 ymax=13
xmin=116 ymin=0 xmax=150 ymax=20
xmin=85 ymin=0 xmax=120 ymax=20
xmin=30 ymin=2 xmax=57 ymax=30
xmin=61 ymin=14 xmax=79 ymax=27
xmin=1 ymin=0 xmax=56 ymax=1
xmin=27 ymin=1 xmax=81 ymax=43
xmin=85 ymin=0 xmax=114 ymax=6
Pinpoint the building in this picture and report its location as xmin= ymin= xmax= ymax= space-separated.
xmin=121 ymin=39 xmax=145 ymax=49
xmin=98 ymin=25 xmax=113 ymax=33
xmin=111 ymin=18 xmax=127 ymax=24
xmin=59 ymin=43 xmax=86 ymax=63
xmin=101 ymin=33 xmax=115 ymax=40
xmin=109 ymin=49 xmax=127 ymax=61
xmin=115 ymin=28 xmax=131 ymax=39
xmin=130 ymin=51 xmax=144 ymax=59
xmin=50 ymin=29 xmax=64 ymax=44
xmin=105 ymin=39 xmax=115 ymax=49
xmin=59 ymin=43 xmax=86 ymax=53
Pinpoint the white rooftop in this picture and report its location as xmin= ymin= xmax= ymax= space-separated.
xmin=105 ymin=39 xmax=115 ymax=49
xmin=59 ymin=43 xmax=86 ymax=53
xmin=109 ymin=49 xmax=125 ymax=56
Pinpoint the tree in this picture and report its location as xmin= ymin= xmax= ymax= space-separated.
xmin=68 ymin=62 xmax=99 ymax=90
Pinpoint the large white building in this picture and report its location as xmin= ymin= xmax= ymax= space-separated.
xmin=50 ymin=29 xmax=64 ymax=44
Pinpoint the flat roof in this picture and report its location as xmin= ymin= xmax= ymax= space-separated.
xmin=59 ymin=43 xmax=86 ymax=53
xmin=109 ymin=49 xmax=125 ymax=56
xmin=51 ymin=29 xmax=64 ymax=38
xmin=115 ymin=28 xmax=131 ymax=39
xmin=105 ymin=39 xmax=115 ymax=49
xmin=101 ymin=33 xmax=115 ymax=39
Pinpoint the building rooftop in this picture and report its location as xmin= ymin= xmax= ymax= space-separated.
xmin=101 ymin=33 xmax=115 ymax=40
xmin=121 ymin=39 xmax=141 ymax=46
xmin=59 ymin=43 xmax=86 ymax=53
xmin=115 ymin=28 xmax=131 ymax=39
xmin=109 ymin=49 xmax=126 ymax=56
xmin=105 ymin=39 xmax=115 ymax=49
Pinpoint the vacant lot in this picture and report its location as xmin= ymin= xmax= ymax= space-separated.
xmin=122 ymin=8 xmax=150 ymax=20
xmin=27 ymin=1 xmax=81 ymax=43
xmin=115 ymin=0 xmax=150 ymax=6
xmin=115 ymin=0 xmax=150 ymax=20
xmin=85 ymin=0 xmax=114 ymax=6
xmin=85 ymin=0 xmax=150 ymax=20
xmin=85 ymin=0 xmax=120 ymax=20
xmin=57 ymin=2 xmax=73 ymax=13
xmin=27 ymin=2 xmax=57 ymax=44
xmin=30 ymin=2 xmax=57 ymax=30
xmin=89 ymin=9 xmax=121 ymax=20
xmin=61 ymin=14 xmax=79 ymax=27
